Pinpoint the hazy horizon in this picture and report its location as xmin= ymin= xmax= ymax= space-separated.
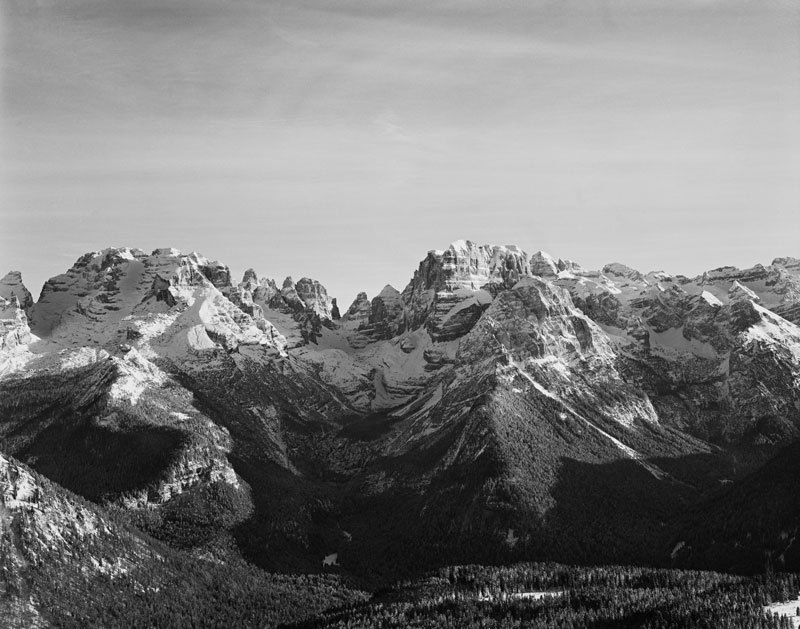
xmin=2 ymin=0 xmax=799 ymax=305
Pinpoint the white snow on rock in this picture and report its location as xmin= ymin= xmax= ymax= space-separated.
xmin=701 ymin=290 xmax=724 ymax=307
xmin=509 ymin=359 xmax=668 ymax=480
xmin=109 ymin=349 xmax=167 ymax=406
xmin=764 ymin=596 xmax=800 ymax=628
xmin=729 ymin=280 xmax=760 ymax=302
xmin=744 ymin=303 xmax=800 ymax=361
xmin=59 ymin=347 xmax=108 ymax=370
xmin=439 ymin=289 xmax=493 ymax=324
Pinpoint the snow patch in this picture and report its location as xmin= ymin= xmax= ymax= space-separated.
xmin=764 ymin=596 xmax=800 ymax=628
xmin=701 ymin=290 xmax=723 ymax=307
xmin=479 ymin=589 xmax=564 ymax=602
xmin=109 ymin=350 xmax=167 ymax=406
xmin=744 ymin=302 xmax=800 ymax=360
xmin=322 ymin=553 xmax=339 ymax=566
xmin=440 ymin=289 xmax=493 ymax=324
xmin=186 ymin=325 xmax=216 ymax=351
xmin=59 ymin=347 xmax=108 ymax=370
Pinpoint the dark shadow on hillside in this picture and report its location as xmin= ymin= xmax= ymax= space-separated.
xmin=667 ymin=440 xmax=800 ymax=575
xmin=337 ymin=413 xmax=400 ymax=441
xmin=16 ymin=422 xmax=187 ymax=502
xmin=221 ymin=425 xmax=796 ymax=589
xmin=226 ymin=448 xmax=739 ymax=587
xmin=178 ymin=365 xmax=792 ymax=584
xmin=531 ymin=456 xmax=691 ymax=568
xmin=0 ymin=361 xmax=190 ymax=503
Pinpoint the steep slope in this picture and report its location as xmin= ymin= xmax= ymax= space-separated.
xmin=3 ymin=241 xmax=800 ymax=582
xmin=554 ymin=259 xmax=800 ymax=445
xmin=0 ymin=348 xmax=240 ymax=508
xmin=0 ymin=452 xmax=366 ymax=627
xmin=0 ymin=271 xmax=33 ymax=315
xmin=0 ymin=294 xmax=31 ymax=356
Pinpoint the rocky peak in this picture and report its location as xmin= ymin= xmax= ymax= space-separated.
xmin=167 ymin=251 xmax=232 ymax=290
xmin=269 ymin=276 xmax=335 ymax=320
xmin=699 ymin=263 xmax=773 ymax=287
xmin=1 ymin=270 xmax=34 ymax=314
xmin=398 ymin=241 xmax=536 ymax=338
xmin=772 ymin=256 xmax=800 ymax=272
xmin=341 ymin=292 xmax=372 ymax=332
xmin=231 ymin=270 xmax=279 ymax=311
xmin=368 ymin=285 xmax=403 ymax=328
xmin=557 ymin=258 xmax=583 ymax=272
xmin=0 ymin=293 xmax=32 ymax=352
xmin=346 ymin=292 xmax=371 ymax=318
xmin=343 ymin=286 xmax=405 ymax=342
xmin=529 ymin=251 xmax=559 ymax=277
xmin=412 ymin=240 xmax=531 ymax=294
xmin=241 ymin=268 xmax=259 ymax=288
xmin=198 ymin=258 xmax=232 ymax=289
xmin=26 ymin=248 xmax=283 ymax=355
xmin=295 ymin=277 xmax=334 ymax=319
xmin=602 ymin=262 xmax=645 ymax=283
xmin=729 ymin=280 xmax=760 ymax=303
xmin=279 ymin=276 xmax=307 ymax=312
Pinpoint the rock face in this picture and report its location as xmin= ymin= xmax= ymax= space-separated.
xmin=0 ymin=270 xmax=34 ymax=314
xmin=0 ymin=295 xmax=31 ymax=352
xmin=547 ymin=255 xmax=800 ymax=445
xmin=343 ymin=291 xmax=371 ymax=325
xmin=401 ymin=241 xmax=527 ymax=330
xmin=0 ymin=272 xmax=34 ymax=359
xmin=4 ymin=240 xmax=800 ymax=579
xmin=27 ymin=247 xmax=285 ymax=354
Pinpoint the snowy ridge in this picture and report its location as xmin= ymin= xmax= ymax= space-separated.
xmin=4 ymin=243 xmax=800 ymax=478
xmin=5 ymin=241 xmax=800 ymax=586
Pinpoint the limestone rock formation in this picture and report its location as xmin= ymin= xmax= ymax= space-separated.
xmin=0 ymin=270 xmax=34 ymax=314
xmin=343 ymin=291 xmax=371 ymax=326
xmin=4 ymin=240 xmax=800 ymax=580
xmin=0 ymin=294 xmax=31 ymax=352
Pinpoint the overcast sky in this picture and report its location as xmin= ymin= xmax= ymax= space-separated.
xmin=1 ymin=0 xmax=798 ymax=305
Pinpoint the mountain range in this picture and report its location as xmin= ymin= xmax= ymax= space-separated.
xmin=3 ymin=240 xmax=800 ymax=625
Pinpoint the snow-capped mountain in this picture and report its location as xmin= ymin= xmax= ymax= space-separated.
xmin=3 ymin=240 xmax=800 ymax=578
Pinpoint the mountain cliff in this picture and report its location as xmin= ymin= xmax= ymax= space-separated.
xmin=3 ymin=240 xmax=800 ymax=583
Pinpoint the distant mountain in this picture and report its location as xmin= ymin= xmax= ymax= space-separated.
xmin=2 ymin=240 xmax=800 ymax=590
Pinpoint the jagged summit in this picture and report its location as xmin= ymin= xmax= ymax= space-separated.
xmin=0 ymin=270 xmax=34 ymax=313
xmin=4 ymin=240 xmax=800 ymax=589
xmin=8 ymin=243 xmax=800 ymax=356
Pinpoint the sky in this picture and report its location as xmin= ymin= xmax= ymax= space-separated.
xmin=1 ymin=0 xmax=799 ymax=306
